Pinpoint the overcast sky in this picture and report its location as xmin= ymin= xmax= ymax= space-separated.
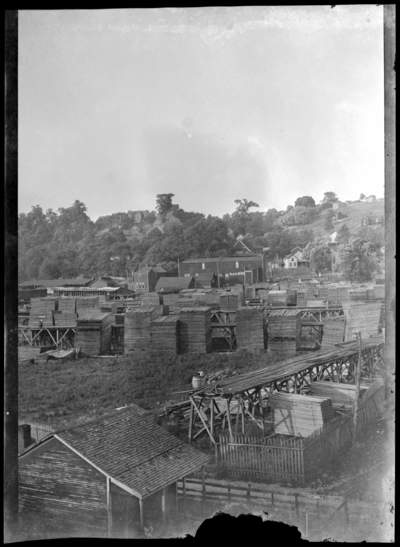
xmin=19 ymin=7 xmax=384 ymax=220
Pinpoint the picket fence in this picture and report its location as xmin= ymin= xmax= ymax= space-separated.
xmin=217 ymin=379 xmax=385 ymax=483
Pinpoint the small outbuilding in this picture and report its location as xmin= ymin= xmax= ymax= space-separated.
xmin=18 ymin=404 xmax=210 ymax=538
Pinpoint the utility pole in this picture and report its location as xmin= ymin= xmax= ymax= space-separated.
xmin=352 ymin=330 xmax=362 ymax=445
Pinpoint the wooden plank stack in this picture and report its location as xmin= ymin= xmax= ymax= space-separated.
xmin=124 ymin=307 xmax=157 ymax=352
xmin=306 ymin=300 xmax=325 ymax=308
xmin=174 ymin=298 xmax=197 ymax=310
xmin=287 ymin=290 xmax=297 ymax=306
xmin=30 ymin=297 xmax=58 ymax=312
xmin=270 ymin=392 xmax=335 ymax=437
xmin=321 ymin=317 xmax=346 ymax=347
xmin=203 ymin=289 xmax=221 ymax=307
xmin=150 ymin=316 xmax=179 ymax=354
xmin=349 ymin=288 xmax=367 ymax=302
xmin=245 ymin=286 xmax=256 ymax=299
xmin=161 ymin=293 xmax=181 ymax=307
xmin=306 ymin=287 xmax=316 ymax=301
xmin=76 ymin=297 xmax=100 ymax=317
xmin=100 ymin=301 xmax=119 ymax=314
xmin=220 ymin=291 xmax=244 ymax=311
xmin=178 ymin=307 xmax=212 ymax=354
xmin=344 ymin=302 xmax=382 ymax=340
xmin=374 ymin=285 xmax=385 ymax=300
xmin=236 ymin=306 xmax=267 ymax=350
xmin=54 ymin=312 xmax=77 ymax=327
xmin=29 ymin=312 xmax=54 ymax=328
xmin=327 ymin=286 xmax=339 ymax=305
xmin=141 ymin=292 xmax=161 ymax=306
xmin=192 ymin=292 xmax=207 ymax=305
xmin=257 ymin=289 xmax=270 ymax=302
xmin=75 ymin=312 xmax=113 ymax=355
xmin=267 ymin=310 xmax=301 ymax=357
xmin=58 ymin=298 xmax=77 ymax=313
xmin=296 ymin=290 xmax=307 ymax=307
xmin=318 ymin=286 xmax=329 ymax=300
xmin=337 ymin=285 xmax=351 ymax=303
xmin=267 ymin=290 xmax=287 ymax=307
xmin=309 ymin=381 xmax=363 ymax=407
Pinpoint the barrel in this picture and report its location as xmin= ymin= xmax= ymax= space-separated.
xmin=192 ymin=376 xmax=203 ymax=389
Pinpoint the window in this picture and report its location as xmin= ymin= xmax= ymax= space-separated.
xmin=235 ymin=262 xmax=239 ymax=268
xmin=225 ymin=274 xmax=229 ymax=279
xmin=202 ymin=263 xmax=205 ymax=270
xmin=195 ymin=273 xmax=198 ymax=277
xmin=184 ymin=273 xmax=190 ymax=277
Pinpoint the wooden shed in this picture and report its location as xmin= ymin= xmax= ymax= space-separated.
xmin=18 ymin=404 xmax=210 ymax=539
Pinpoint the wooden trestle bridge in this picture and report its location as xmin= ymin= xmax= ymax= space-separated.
xmin=186 ymin=333 xmax=385 ymax=445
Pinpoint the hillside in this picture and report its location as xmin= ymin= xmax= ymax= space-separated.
xmin=287 ymin=200 xmax=384 ymax=240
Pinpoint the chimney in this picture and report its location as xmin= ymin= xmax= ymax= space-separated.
xmin=18 ymin=424 xmax=32 ymax=452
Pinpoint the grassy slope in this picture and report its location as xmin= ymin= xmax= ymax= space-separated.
xmin=19 ymin=350 xmax=277 ymax=430
xmin=287 ymin=201 xmax=384 ymax=240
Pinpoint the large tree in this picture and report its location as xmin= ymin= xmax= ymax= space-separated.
xmin=303 ymin=241 xmax=333 ymax=273
xmin=336 ymin=223 xmax=351 ymax=244
xmin=336 ymin=237 xmax=383 ymax=282
xmin=155 ymin=193 xmax=175 ymax=216
xmin=322 ymin=191 xmax=338 ymax=204
xmin=294 ymin=196 xmax=316 ymax=208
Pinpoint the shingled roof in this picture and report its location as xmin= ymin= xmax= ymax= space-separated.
xmin=23 ymin=404 xmax=209 ymax=500
xmin=155 ymin=277 xmax=194 ymax=292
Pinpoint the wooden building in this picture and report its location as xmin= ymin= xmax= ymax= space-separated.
xmin=180 ymin=256 xmax=265 ymax=286
xmin=18 ymin=404 xmax=210 ymax=539
xmin=133 ymin=267 xmax=166 ymax=294
xmin=53 ymin=286 xmax=135 ymax=300
xmin=88 ymin=277 xmax=118 ymax=288
xmin=19 ymin=278 xmax=92 ymax=295
xmin=155 ymin=276 xmax=194 ymax=293
xmin=194 ymin=272 xmax=218 ymax=289
xmin=361 ymin=215 xmax=384 ymax=227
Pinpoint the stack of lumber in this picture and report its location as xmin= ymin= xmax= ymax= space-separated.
xmin=30 ymin=297 xmax=58 ymax=312
xmin=306 ymin=287 xmax=316 ymax=301
xmin=374 ymin=285 xmax=385 ymax=300
xmin=309 ymin=381 xmax=362 ymax=407
xmin=366 ymin=287 xmax=375 ymax=301
xmin=29 ymin=311 xmax=54 ymax=328
xmin=203 ymin=289 xmax=221 ymax=307
xmin=179 ymin=289 xmax=197 ymax=298
xmin=245 ymin=286 xmax=256 ymax=299
xmin=306 ymin=300 xmax=325 ymax=308
xmin=349 ymin=288 xmax=367 ymax=301
xmin=114 ymin=313 xmax=124 ymax=325
xmin=150 ymin=304 xmax=169 ymax=316
xmin=257 ymin=289 xmax=270 ymax=301
xmin=318 ymin=286 xmax=329 ymax=300
xmin=290 ymin=283 xmax=301 ymax=291
xmin=267 ymin=290 xmax=287 ymax=306
xmin=124 ymin=307 xmax=157 ymax=351
xmin=54 ymin=312 xmax=77 ymax=327
xmin=58 ymin=298 xmax=77 ymax=313
xmin=321 ymin=317 xmax=346 ymax=347
xmin=76 ymin=297 xmax=100 ymax=316
xmin=267 ymin=310 xmax=301 ymax=356
xmin=178 ymin=307 xmax=212 ymax=354
xmin=75 ymin=312 xmax=113 ymax=355
xmin=344 ymin=302 xmax=382 ymax=340
xmin=236 ymin=306 xmax=267 ymax=350
xmin=270 ymin=392 xmax=335 ymax=437
xmin=296 ymin=290 xmax=307 ymax=307
xmin=161 ymin=293 xmax=181 ymax=306
xmin=220 ymin=291 xmax=244 ymax=311
xmin=142 ymin=293 xmax=161 ymax=306
xmin=174 ymin=298 xmax=197 ymax=309
xmin=100 ymin=301 xmax=118 ymax=314
xmin=337 ymin=285 xmax=351 ymax=302
xmin=327 ymin=286 xmax=339 ymax=305
xmin=287 ymin=290 xmax=297 ymax=306
xmin=192 ymin=291 xmax=207 ymax=305
xmin=150 ymin=316 xmax=179 ymax=354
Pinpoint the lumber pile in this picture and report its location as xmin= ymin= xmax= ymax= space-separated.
xmin=58 ymin=297 xmax=77 ymax=313
xmin=337 ymin=285 xmax=351 ymax=303
xmin=161 ymin=293 xmax=181 ymax=307
xmin=236 ymin=306 xmax=267 ymax=350
xmin=178 ymin=307 xmax=212 ymax=354
xmin=257 ymin=289 xmax=270 ymax=302
xmin=296 ymin=290 xmax=307 ymax=307
xmin=29 ymin=311 xmax=54 ymax=328
xmin=267 ymin=310 xmax=301 ymax=356
xmin=192 ymin=291 xmax=206 ymax=305
xmin=366 ymin=288 xmax=375 ymax=301
xmin=318 ymin=286 xmax=328 ymax=300
xmin=309 ymin=381 xmax=364 ymax=407
xmin=202 ymin=289 xmax=221 ymax=307
xmin=270 ymin=392 xmax=335 ymax=437
xmin=287 ymin=290 xmax=297 ymax=306
xmin=99 ymin=301 xmax=118 ymax=313
xmin=220 ymin=291 xmax=244 ymax=311
xmin=76 ymin=297 xmax=100 ymax=316
xmin=266 ymin=290 xmax=287 ymax=306
xmin=349 ymin=288 xmax=367 ymax=302
xmin=54 ymin=312 xmax=77 ymax=327
xmin=124 ymin=307 xmax=157 ymax=352
xmin=327 ymin=287 xmax=339 ymax=305
xmin=306 ymin=287 xmax=316 ymax=301
xmin=344 ymin=302 xmax=382 ymax=340
xmin=150 ymin=316 xmax=179 ymax=354
xmin=114 ymin=313 xmax=125 ymax=325
xmin=245 ymin=286 xmax=256 ymax=299
xmin=141 ymin=293 xmax=161 ymax=306
xmin=306 ymin=300 xmax=325 ymax=307
xmin=321 ymin=317 xmax=346 ymax=347
xmin=374 ymin=285 xmax=385 ymax=300
xmin=75 ymin=312 xmax=113 ymax=355
xmin=174 ymin=298 xmax=197 ymax=309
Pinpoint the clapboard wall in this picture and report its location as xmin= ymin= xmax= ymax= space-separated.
xmin=19 ymin=437 xmax=108 ymax=537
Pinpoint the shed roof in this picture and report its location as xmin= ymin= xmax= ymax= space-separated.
xmin=21 ymin=404 xmax=209 ymax=500
xmin=155 ymin=277 xmax=194 ymax=292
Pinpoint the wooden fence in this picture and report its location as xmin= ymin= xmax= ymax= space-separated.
xmin=217 ymin=379 xmax=385 ymax=483
xmin=18 ymin=420 xmax=54 ymax=443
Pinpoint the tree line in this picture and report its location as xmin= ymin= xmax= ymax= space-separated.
xmin=18 ymin=193 xmax=383 ymax=283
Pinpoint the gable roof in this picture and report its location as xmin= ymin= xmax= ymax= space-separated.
xmin=233 ymin=239 xmax=252 ymax=253
xmin=21 ymin=405 xmax=209 ymax=500
xmin=135 ymin=266 xmax=166 ymax=274
xmin=155 ymin=277 xmax=194 ymax=292
xmin=18 ymin=278 xmax=92 ymax=288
